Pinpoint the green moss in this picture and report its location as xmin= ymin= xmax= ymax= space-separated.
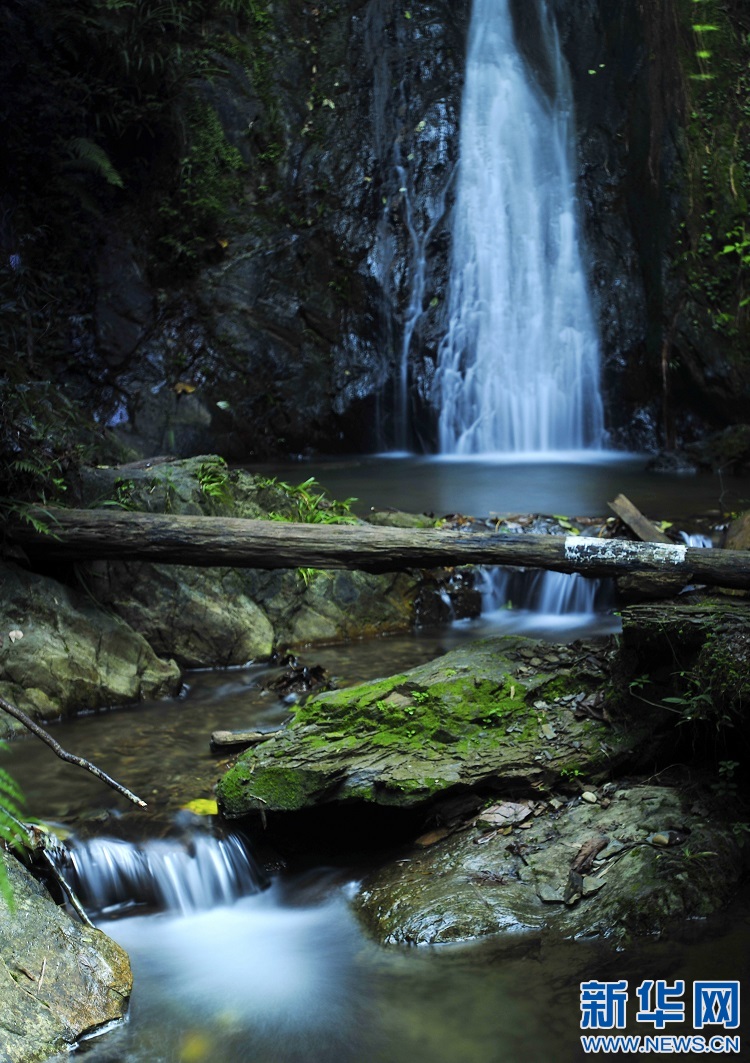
xmin=293 ymin=672 xmax=534 ymax=756
xmin=157 ymin=99 xmax=246 ymax=268
xmin=218 ymin=760 xmax=324 ymax=814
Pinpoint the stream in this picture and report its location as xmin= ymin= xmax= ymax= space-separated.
xmin=8 ymin=462 xmax=749 ymax=1060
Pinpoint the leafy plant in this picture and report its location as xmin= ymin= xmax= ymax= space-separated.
xmin=560 ymin=766 xmax=584 ymax=780
xmin=266 ymin=476 xmax=358 ymax=525
xmin=0 ymin=741 xmax=27 ymax=910
xmin=297 ymin=566 xmax=321 ymax=587
xmin=197 ymin=460 xmax=232 ymax=506
xmin=712 ymin=759 xmax=741 ymax=799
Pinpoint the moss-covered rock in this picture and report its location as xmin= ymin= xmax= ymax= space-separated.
xmin=80 ymin=457 xmax=420 ymax=661
xmin=0 ymin=850 xmax=131 ymax=1062
xmin=217 ymin=636 xmax=627 ymax=817
xmin=0 ymin=563 xmax=180 ymax=732
xmin=611 ymin=598 xmax=750 ymax=747
xmin=354 ymin=784 xmax=742 ymax=946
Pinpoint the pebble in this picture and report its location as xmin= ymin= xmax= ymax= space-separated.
xmin=581 ymin=791 xmax=598 ymax=804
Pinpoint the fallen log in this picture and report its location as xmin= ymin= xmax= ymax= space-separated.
xmin=6 ymin=508 xmax=750 ymax=591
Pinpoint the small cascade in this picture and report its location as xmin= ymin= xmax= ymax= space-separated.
xmin=365 ymin=4 xmax=454 ymax=452
xmin=475 ymin=566 xmax=614 ymax=626
xmin=679 ymin=531 xmax=713 ymax=549
xmin=435 ymin=0 xmax=604 ymax=454
xmin=55 ymin=830 xmax=265 ymax=916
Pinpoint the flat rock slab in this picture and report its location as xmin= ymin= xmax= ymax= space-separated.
xmin=354 ymin=785 xmax=742 ymax=946
xmin=217 ymin=636 xmax=623 ymax=816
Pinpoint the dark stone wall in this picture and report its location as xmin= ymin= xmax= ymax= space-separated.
xmin=87 ymin=0 xmax=748 ymax=461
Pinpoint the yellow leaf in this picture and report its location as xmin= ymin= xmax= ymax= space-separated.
xmin=181 ymin=798 xmax=218 ymax=816
xmin=180 ymin=1030 xmax=212 ymax=1063
xmin=173 ymin=381 xmax=196 ymax=395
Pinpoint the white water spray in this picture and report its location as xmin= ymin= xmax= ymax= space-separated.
xmin=57 ymin=831 xmax=264 ymax=915
xmin=435 ymin=0 xmax=604 ymax=454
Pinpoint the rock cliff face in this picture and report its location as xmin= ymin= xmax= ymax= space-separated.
xmin=72 ymin=0 xmax=750 ymax=457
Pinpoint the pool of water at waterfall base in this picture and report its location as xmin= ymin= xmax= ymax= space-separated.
xmin=243 ymin=454 xmax=750 ymax=523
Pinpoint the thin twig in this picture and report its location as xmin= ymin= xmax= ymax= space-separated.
xmin=38 ymin=848 xmax=94 ymax=927
xmin=0 ymin=693 xmax=147 ymax=807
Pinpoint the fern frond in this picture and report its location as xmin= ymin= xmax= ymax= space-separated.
xmin=64 ymin=138 xmax=125 ymax=188
xmin=0 ymin=771 xmax=25 ymax=809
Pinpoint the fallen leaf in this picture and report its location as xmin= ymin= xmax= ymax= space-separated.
xmin=571 ymin=835 xmax=610 ymax=873
xmin=181 ymin=798 xmax=218 ymax=816
xmin=173 ymin=381 xmax=196 ymax=395
xmin=415 ymin=827 xmax=451 ymax=848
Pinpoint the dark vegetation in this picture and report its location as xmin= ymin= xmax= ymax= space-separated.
xmin=0 ymin=0 xmax=270 ymax=501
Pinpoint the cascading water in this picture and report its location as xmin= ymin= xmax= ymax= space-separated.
xmin=435 ymin=0 xmax=605 ymax=454
xmin=55 ymin=830 xmax=265 ymax=916
xmin=473 ymin=566 xmax=618 ymax=637
xmin=366 ymin=1 xmax=454 ymax=453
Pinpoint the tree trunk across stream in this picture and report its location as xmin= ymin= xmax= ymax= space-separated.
xmin=9 ymin=508 xmax=750 ymax=591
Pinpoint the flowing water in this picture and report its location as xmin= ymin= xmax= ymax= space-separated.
xmin=435 ymin=0 xmax=604 ymax=454
xmin=8 ymin=530 xmax=748 ymax=1061
xmin=9 ymin=3 xmax=749 ymax=1052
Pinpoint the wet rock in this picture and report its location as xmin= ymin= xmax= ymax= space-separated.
xmin=687 ymin=424 xmax=750 ymax=476
xmin=83 ymin=560 xmax=275 ymax=669
xmin=364 ymin=510 xmax=439 ymax=529
xmin=644 ymin=451 xmax=699 ymax=475
xmin=0 ymin=563 xmax=180 ymax=731
xmin=217 ymin=636 xmax=629 ymax=817
xmin=0 ymin=850 xmax=131 ymax=1062
xmin=613 ymin=599 xmax=750 ymax=741
xmin=353 ymin=785 xmax=742 ymax=946
xmin=80 ymin=457 xmax=420 ymax=661
xmin=725 ymin=511 xmax=750 ymax=551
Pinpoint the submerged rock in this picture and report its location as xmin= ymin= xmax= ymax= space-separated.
xmin=0 ymin=851 xmax=131 ymax=1062
xmin=217 ymin=636 xmax=625 ymax=817
xmin=354 ymin=784 xmax=742 ymax=946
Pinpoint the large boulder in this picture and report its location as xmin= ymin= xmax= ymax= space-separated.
xmin=79 ymin=457 xmax=420 ymax=662
xmin=0 ymin=851 xmax=131 ymax=1062
xmin=0 ymin=563 xmax=180 ymax=733
xmin=217 ymin=636 xmax=627 ymax=817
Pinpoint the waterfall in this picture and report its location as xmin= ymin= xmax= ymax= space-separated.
xmin=473 ymin=566 xmax=617 ymax=636
xmin=435 ymin=0 xmax=605 ymax=454
xmin=476 ymin=566 xmax=612 ymax=617
xmin=55 ymin=830 xmax=265 ymax=916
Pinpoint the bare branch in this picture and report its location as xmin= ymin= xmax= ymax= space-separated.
xmin=0 ymin=694 xmax=147 ymax=808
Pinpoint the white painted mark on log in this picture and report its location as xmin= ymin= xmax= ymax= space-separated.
xmin=564 ymin=537 xmax=687 ymax=566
